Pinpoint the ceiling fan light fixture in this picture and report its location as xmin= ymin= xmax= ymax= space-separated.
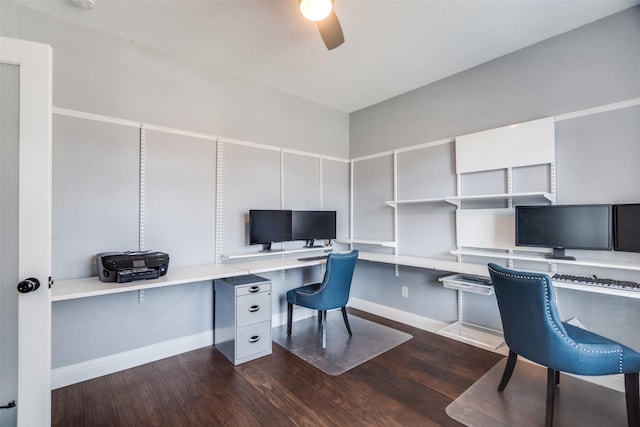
xmin=300 ymin=0 xmax=333 ymax=22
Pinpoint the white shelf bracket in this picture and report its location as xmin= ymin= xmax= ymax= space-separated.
xmin=319 ymin=157 xmax=324 ymax=210
xmin=349 ymin=160 xmax=354 ymax=251
xmin=280 ymin=149 xmax=285 ymax=210
xmin=281 ymin=149 xmax=286 ymax=280
xmin=139 ymin=125 xmax=146 ymax=251
xmin=507 ymin=167 xmax=513 ymax=208
xmin=550 ymin=162 xmax=557 ymax=202
xmin=393 ymin=151 xmax=399 ymax=277
xmin=215 ymin=139 xmax=224 ymax=263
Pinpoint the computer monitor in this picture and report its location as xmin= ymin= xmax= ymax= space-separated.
xmin=291 ymin=210 xmax=337 ymax=248
xmin=249 ymin=210 xmax=292 ymax=251
xmin=613 ymin=204 xmax=640 ymax=253
xmin=515 ymin=204 xmax=612 ymax=260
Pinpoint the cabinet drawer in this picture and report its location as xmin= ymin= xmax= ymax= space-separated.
xmin=237 ymin=292 xmax=271 ymax=327
xmin=236 ymin=321 xmax=271 ymax=359
xmin=236 ymin=281 xmax=271 ymax=297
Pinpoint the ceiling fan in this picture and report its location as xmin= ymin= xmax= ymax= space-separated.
xmin=299 ymin=0 xmax=345 ymax=50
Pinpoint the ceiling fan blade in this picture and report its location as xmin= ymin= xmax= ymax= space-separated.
xmin=317 ymin=9 xmax=344 ymax=50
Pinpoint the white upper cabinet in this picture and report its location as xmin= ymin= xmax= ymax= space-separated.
xmin=455 ymin=117 xmax=555 ymax=174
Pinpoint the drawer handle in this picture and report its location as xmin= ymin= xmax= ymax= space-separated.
xmin=248 ymin=335 xmax=260 ymax=344
xmin=248 ymin=305 xmax=260 ymax=313
xmin=248 ymin=286 xmax=260 ymax=293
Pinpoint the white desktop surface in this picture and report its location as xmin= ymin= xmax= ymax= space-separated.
xmin=357 ymin=251 xmax=489 ymax=276
xmin=227 ymin=255 xmax=327 ymax=275
xmin=52 ymin=251 xmax=640 ymax=302
xmin=358 ymin=251 xmax=640 ymax=299
xmin=52 ymin=263 xmax=248 ymax=301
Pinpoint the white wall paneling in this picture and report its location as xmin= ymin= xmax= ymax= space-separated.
xmin=52 ymin=115 xmax=140 ymax=280
xmin=144 ymin=130 xmax=217 ymax=267
xmin=455 ymin=209 xmax=516 ymax=250
xmin=456 ymin=117 xmax=555 ymax=174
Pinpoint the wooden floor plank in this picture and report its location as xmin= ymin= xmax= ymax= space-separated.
xmin=51 ymin=383 xmax=83 ymax=427
xmin=80 ymin=376 xmax=118 ymax=427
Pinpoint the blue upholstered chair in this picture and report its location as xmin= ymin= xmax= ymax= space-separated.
xmin=487 ymin=263 xmax=640 ymax=427
xmin=287 ymin=250 xmax=359 ymax=348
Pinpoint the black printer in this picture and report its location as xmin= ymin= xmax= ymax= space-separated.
xmin=96 ymin=251 xmax=169 ymax=283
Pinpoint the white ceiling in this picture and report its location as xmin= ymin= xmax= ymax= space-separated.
xmin=17 ymin=0 xmax=639 ymax=113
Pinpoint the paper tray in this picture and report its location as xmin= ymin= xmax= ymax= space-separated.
xmin=439 ymin=273 xmax=494 ymax=295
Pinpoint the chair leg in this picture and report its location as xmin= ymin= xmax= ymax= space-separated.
xmin=341 ymin=306 xmax=352 ymax=336
xmin=498 ymin=350 xmax=518 ymax=391
xmin=318 ymin=310 xmax=323 ymax=324
xmin=545 ymin=368 xmax=557 ymax=427
xmin=321 ymin=310 xmax=327 ymax=348
xmin=287 ymin=303 xmax=293 ymax=336
xmin=624 ymin=372 xmax=639 ymax=427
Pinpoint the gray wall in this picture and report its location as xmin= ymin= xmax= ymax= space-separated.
xmin=2 ymin=4 xmax=350 ymax=369
xmin=3 ymin=2 xmax=640 ymax=370
xmin=349 ymin=6 xmax=640 ymax=345
xmin=351 ymin=5 xmax=640 ymax=157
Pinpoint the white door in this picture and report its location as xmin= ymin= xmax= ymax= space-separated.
xmin=0 ymin=36 xmax=52 ymax=427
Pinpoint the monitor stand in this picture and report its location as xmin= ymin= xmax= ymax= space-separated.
xmin=303 ymin=239 xmax=324 ymax=249
xmin=545 ymin=248 xmax=576 ymax=261
xmin=259 ymin=243 xmax=283 ymax=253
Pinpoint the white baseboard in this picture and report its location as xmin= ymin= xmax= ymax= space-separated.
xmin=51 ymin=330 xmax=214 ymax=389
xmin=348 ymin=297 xmax=449 ymax=334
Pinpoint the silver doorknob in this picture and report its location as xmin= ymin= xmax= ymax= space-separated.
xmin=17 ymin=278 xmax=40 ymax=293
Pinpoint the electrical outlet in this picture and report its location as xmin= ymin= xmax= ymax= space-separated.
xmin=401 ymin=286 xmax=408 ymax=298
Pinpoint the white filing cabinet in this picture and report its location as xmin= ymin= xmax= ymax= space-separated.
xmin=214 ymin=274 xmax=271 ymax=365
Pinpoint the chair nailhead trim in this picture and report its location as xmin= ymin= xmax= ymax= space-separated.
xmin=488 ymin=266 xmax=623 ymax=373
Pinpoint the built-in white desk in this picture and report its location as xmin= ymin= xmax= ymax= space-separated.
xmin=51 ymin=255 xmax=329 ymax=302
xmin=359 ymin=251 xmax=640 ymax=299
xmin=225 ymin=255 xmax=327 ymax=275
xmin=356 ymin=250 xmax=640 ymax=350
xmin=51 ymin=263 xmax=250 ymax=301
xmin=51 ymin=249 xmax=640 ymax=353
xmin=357 ymin=251 xmax=488 ymax=276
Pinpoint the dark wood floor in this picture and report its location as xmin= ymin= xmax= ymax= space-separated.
xmin=52 ymin=309 xmax=503 ymax=427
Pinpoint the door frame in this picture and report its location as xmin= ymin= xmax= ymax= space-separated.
xmin=0 ymin=36 xmax=52 ymax=426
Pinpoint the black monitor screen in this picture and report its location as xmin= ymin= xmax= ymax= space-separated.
xmin=515 ymin=204 xmax=612 ymax=259
xmin=291 ymin=210 xmax=337 ymax=241
xmin=249 ymin=210 xmax=292 ymax=246
xmin=613 ymin=204 xmax=640 ymax=253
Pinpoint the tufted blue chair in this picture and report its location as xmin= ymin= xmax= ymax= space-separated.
xmin=287 ymin=250 xmax=359 ymax=348
xmin=488 ymin=263 xmax=640 ymax=427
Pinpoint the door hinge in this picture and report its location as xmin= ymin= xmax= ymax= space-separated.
xmin=49 ymin=276 xmax=53 ymax=289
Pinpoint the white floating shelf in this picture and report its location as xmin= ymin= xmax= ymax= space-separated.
xmin=221 ymin=246 xmax=331 ymax=261
xmin=439 ymin=321 xmax=504 ymax=350
xmin=52 ymin=263 xmax=248 ymax=302
xmin=385 ymin=191 xmax=555 ymax=208
xmin=385 ymin=197 xmax=450 ymax=208
xmin=336 ymin=239 xmax=397 ymax=248
xmin=358 ymin=251 xmax=489 ymax=276
xmin=439 ymin=274 xmax=494 ymax=295
xmin=451 ymin=249 xmax=640 ymax=272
